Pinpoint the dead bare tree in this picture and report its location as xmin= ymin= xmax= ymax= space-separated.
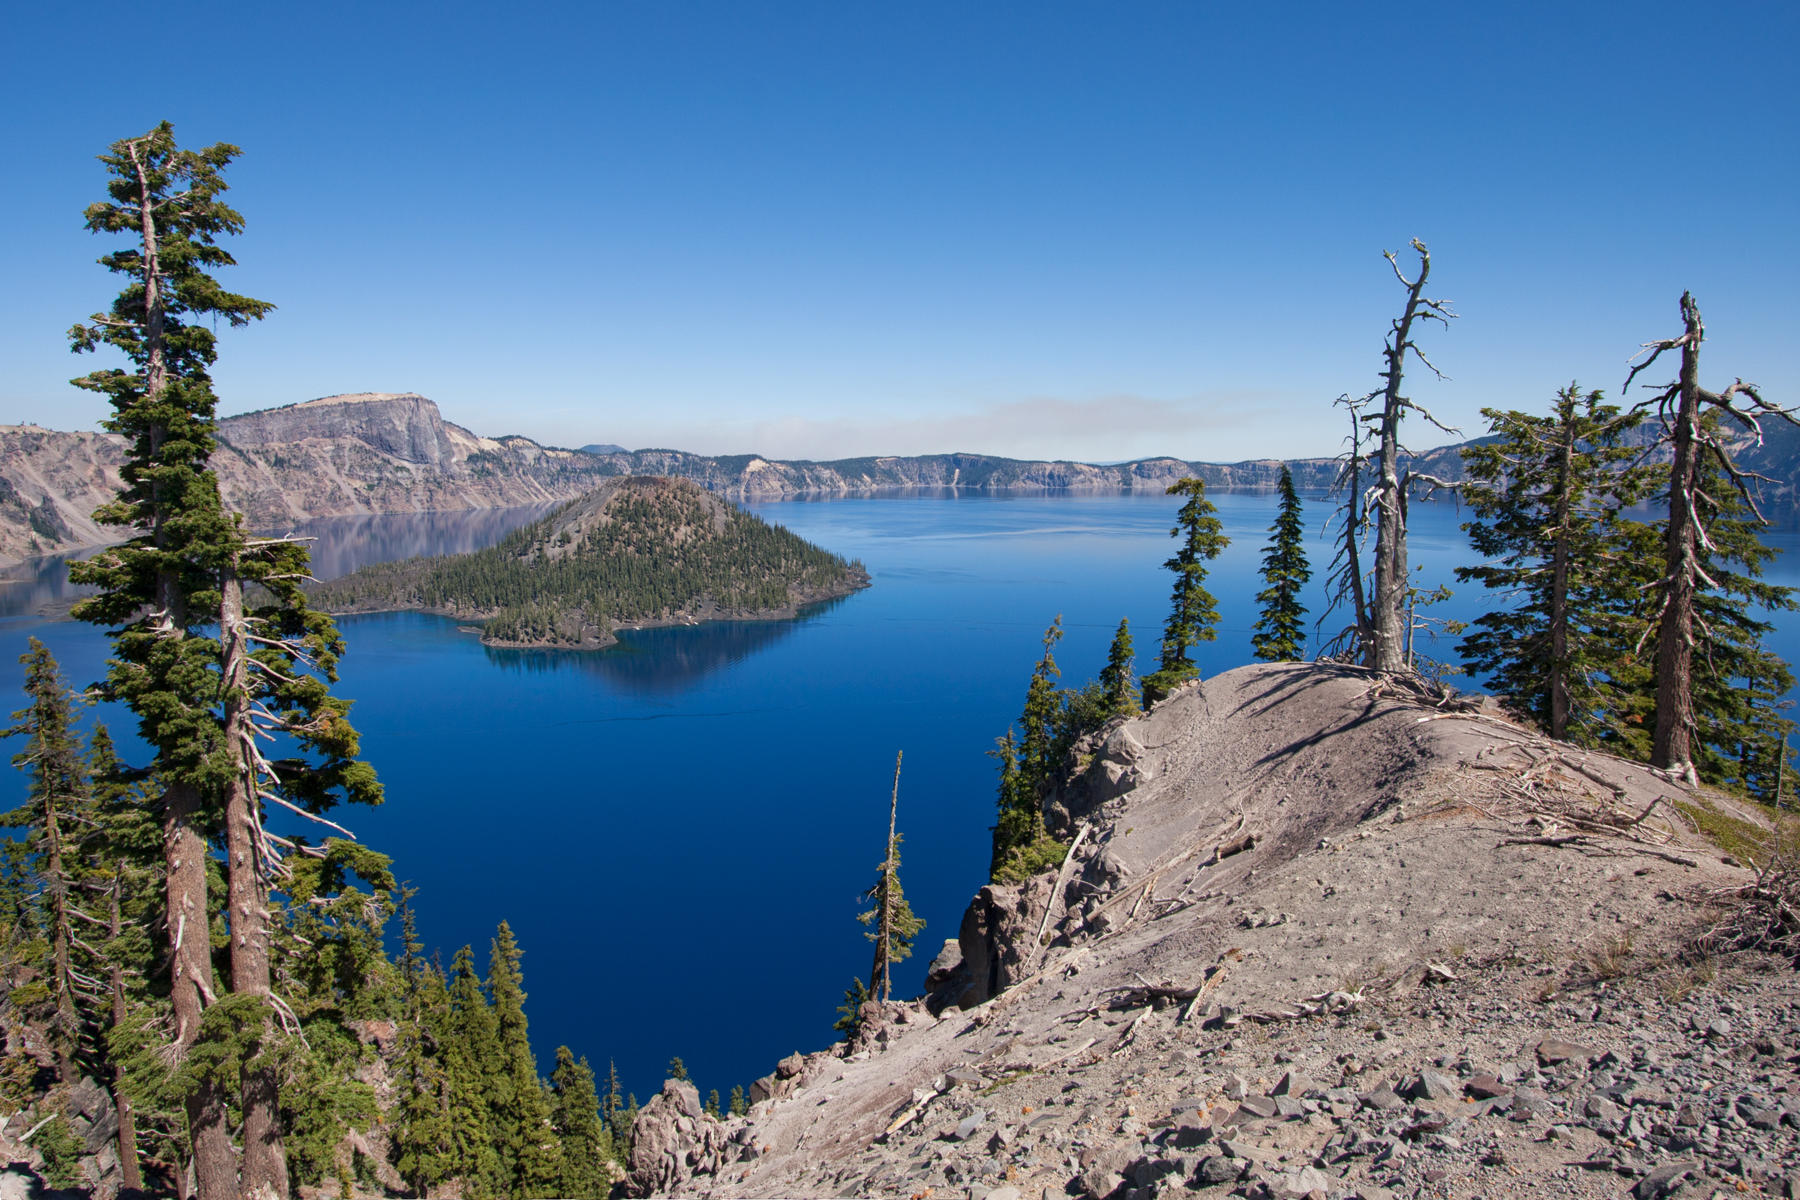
xmin=1623 ymin=292 xmax=1799 ymax=777
xmin=1317 ymin=392 xmax=1373 ymax=659
xmin=1364 ymin=240 xmax=1460 ymax=672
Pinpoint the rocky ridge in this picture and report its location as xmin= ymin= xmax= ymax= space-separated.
xmin=623 ymin=663 xmax=1797 ymax=1200
xmin=0 ymin=394 xmax=1476 ymax=565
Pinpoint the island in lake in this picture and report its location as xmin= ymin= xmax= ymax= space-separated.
xmin=309 ymin=475 xmax=870 ymax=648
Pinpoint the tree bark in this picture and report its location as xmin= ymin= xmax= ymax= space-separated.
xmin=108 ymin=875 xmax=143 ymax=1193
xmin=129 ymin=133 xmax=237 ymax=1200
xmin=871 ymin=753 xmax=902 ymax=1002
xmin=1366 ymin=246 xmax=1438 ymax=673
xmin=1651 ymin=296 xmax=1704 ymax=772
xmin=221 ymin=568 xmax=289 ymax=1200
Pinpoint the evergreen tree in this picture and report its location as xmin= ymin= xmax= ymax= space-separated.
xmin=729 ymin=1084 xmax=748 ymax=1116
xmin=1098 ymin=618 xmax=1138 ymax=717
xmin=389 ymin=889 xmax=451 ymax=1195
xmin=488 ymin=922 xmax=559 ymax=1198
xmin=989 ymin=619 xmax=1071 ymax=883
xmin=833 ymin=977 xmax=871 ymax=1037
xmin=65 ymin=123 xmax=273 ymax=1197
xmin=1251 ymin=467 xmax=1311 ymax=662
xmin=667 ymin=1055 xmax=689 ymax=1082
xmin=861 ymin=752 xmax=924 ymax=1002
xmin=1143 ymin=479 xmax=1229 ymax=703
xmin=1456 ymin=386 xmax=1653 ymax=740
xmin=705 ymin=1088 xmax=721 ymax=1117
xmin=0 ymin=640 xmax=90 ymax=1086
xmin=442 ymin=945 xmax=504 ymax=1196
xmin=550 ymin=1047 xmax=609 ymax=1198
xmin=65 ymin=121 xmax=379 ymax=1199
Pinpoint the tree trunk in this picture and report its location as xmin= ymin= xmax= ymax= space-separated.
xmin=1366 ymin=251 xmax=1435 ymax=673
xmin=109 ymin=875 xmax=143 ymax=1193
xmin=871 ymin=753 xmax=902 ymax=1003
xmin=42 ymin=788 xmax=77 ymax=1086
xmin=131 ymin=136 xmax=237 ymax=1200
xmin=221 ymin=568 xmax=289 ymax=1200
xmin=1548 ymin=421 xmax=1575 ymax=741
xmin=1652 ymin=297 xmax=1704 ymax=773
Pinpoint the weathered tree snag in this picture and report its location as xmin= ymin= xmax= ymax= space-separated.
xmin=1365 ymin=240 xmax=1458 ymax=673
xmin=220 ymin=567 xmax=288 ymax=1200
xmin=1624 ymin=292 xmax=1799 ymax=776
xmin=871 ymin=752 xmax=902 ymax=1002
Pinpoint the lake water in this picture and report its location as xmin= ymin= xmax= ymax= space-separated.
xmin=3 ymin=489 xmax=1797 ymax=1106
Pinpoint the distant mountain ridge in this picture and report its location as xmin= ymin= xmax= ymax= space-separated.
xmin=1 ymin=390 xmax=1791 ymax=564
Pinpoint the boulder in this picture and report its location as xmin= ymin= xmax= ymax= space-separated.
xmin=624 ymin=1078 xmax=728 ymax=1197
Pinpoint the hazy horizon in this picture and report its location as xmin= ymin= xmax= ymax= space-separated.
xmin=4 ymin=2 xmax=1793 ymax=464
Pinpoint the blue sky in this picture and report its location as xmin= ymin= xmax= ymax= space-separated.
xmin=4 ymin=1 xmax=1794 ymax=462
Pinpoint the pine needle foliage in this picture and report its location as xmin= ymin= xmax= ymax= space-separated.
xmin=1251 ymin=468 xmax=1310 ymax=661
xmin=1143 ymin=478 xmax=1228 ymax=704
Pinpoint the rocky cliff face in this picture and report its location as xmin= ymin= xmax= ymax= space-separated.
xmin=617 ymin=663 xmax=1797 ymax=1200
xmin=0 ymin=394 xmax=620 ymax=563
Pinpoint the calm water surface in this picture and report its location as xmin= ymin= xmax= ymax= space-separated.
xmin=4 ymin=490 xmax=1798 ymax=1103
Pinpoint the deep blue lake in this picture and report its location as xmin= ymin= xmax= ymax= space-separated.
xmin=4 ymin=489 xmax=1798 ymax=1107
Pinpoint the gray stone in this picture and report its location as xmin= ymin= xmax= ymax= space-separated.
xmin=1271 ymin=1070 xmax=1311 ymax=1096
xmin=1536 ymin=1038 xmax=1597 ymax=1066
xmin=1633 ymin=1161 xmax=1700 ymax=1200
xmin=1465 ymin=1074 xmax=1511 ymax=1099
xmin=1170 ymin=1116 xmax=1213 ymax=1148
xmin=982 ymin=1188 xmax=1024 ymax=1200
xmin=1409 ymin=1069 xmax=1459 ymax=1101
xmin=1194 ymin=1155 xmax=1243 ymax=1185
xmin=1236 ymin=1095 xmax=1280 ymax=1120
xmin=944 ymin=1067 xmax=985 ymax=1087
xmin=953 ymin=1108 xmax=988 ymax=1141
xmin=1273 ymin=1096 xmax=1307 ymax=1119
xmin=1360 ymin=1084 xmax=1404 ymax=1111
xmin=776 ymin=1052 xmax=806 ymax=1079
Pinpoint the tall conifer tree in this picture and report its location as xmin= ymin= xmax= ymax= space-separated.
xmin=1251 ymin=467 xmax=1311 ymax=662
xmin=1455 ymin=386 xmax=1651 ymax=741
xmin=1098 ymin=619 xmax=1138 ymax=716
xmin=1143 ymin=479 xmax=1228 ymax=703
xmin=550 ymin=1047 xmax=609 ymax=1197
xmin=489 ymin=922 xmax=559 ymax=1198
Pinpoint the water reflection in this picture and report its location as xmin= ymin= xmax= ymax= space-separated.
xmin=480 ymin=595 xmax=852 ymax=695
xmin=288 ymin=505 xmax=557 ymax=581
xmin=0 ymin=549 xmax=101 ymax=618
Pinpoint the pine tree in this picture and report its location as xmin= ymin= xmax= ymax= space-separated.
xmin=1251 ymin=467 xmax=1311 ymax=662
xmin=1098 ymin=618 xmax=1138 ymax=716
xmin=833 ymin=977 xmax=871 ymax=1037
xmin=861 ymin=752 xmax=924 ymax=1002
xmin=550 ymin=1047 xmax=609 ymax=1198
xmin=1455 ymin=386 xmax=1653 ymax=741
xmin=390 ymin=889 xmax=451 ymax=1195
xmin=989 ymin=619 xmax=1071 ymax=882
xmin=1142 ymin=479 xmax=1229 ymax=703
xmin=488 ymin=922 xmax=559 ymax=1198
xmin=64 ymin=121 xmax=383 ymax=1199
xmin=442 ymin=945 xmax=504 ymax=1196
xmin=0 ymin=640 xmax=90 ymax=1087
xmin=667 ymin=1055 xmax=689 ymax=1082
xmin=705 ymin=1088 xmax=721 ymax=1117
xmin=729 ymin=1084 xmax=748 ymax=1116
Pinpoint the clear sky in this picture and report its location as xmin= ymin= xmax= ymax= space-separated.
xmin=4 ymin=1 xmax=1795 ymax=463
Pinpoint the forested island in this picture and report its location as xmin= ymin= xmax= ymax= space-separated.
xmin=309 ymin=475 xmax=870 ymax=647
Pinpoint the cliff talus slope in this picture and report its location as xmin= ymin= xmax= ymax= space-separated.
xmin=630 ymin=663 xmax=1797 ymax=1200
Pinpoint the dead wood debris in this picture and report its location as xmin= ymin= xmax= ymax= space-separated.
xmin=1691 ymin=853 xmax=1800 ymax=965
